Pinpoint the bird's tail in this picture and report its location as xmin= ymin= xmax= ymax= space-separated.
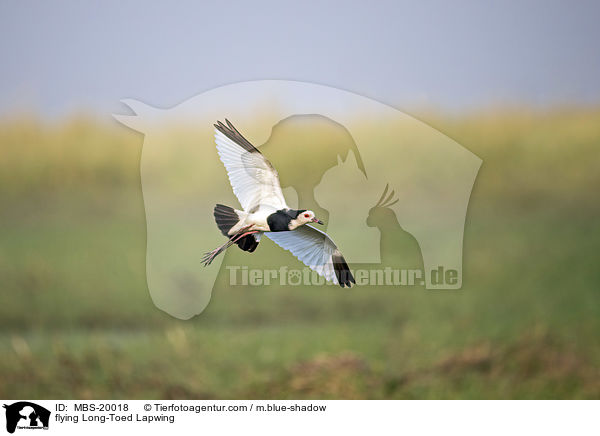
xmin=210 ymin=204 xmax=259 ymax=255
xmin=203 ymin=206 xmax=260 ymax=266
xmin=214 ymin=204 xmax=246 ymax=236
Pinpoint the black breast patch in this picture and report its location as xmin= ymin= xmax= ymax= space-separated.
xmin=267 ymin=209 xmax=306 ymax=232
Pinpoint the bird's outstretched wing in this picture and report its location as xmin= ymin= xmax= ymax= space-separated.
xmin=214 ymin=120 xmax=287 ymax=212
xmin=265 ymin=225 xmax=355 ymax=287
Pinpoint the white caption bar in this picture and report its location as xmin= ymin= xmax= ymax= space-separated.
xmin=1 ymin=400 xmax=597 ymax=435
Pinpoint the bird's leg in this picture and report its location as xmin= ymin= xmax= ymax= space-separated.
xmin=201 ymin=226 xmax=257 ymax=266
xmin=201 ymin=232 xmax=245 ymax=266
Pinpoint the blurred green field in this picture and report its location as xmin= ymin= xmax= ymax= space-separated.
xmin=0 ymin=109 xmax=599 ymax=399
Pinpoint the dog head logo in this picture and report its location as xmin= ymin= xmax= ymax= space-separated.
xmin=114 ymin=80 xmax=482 ymax=319
xmin=3 ymin=402 xmax=50 ymax=433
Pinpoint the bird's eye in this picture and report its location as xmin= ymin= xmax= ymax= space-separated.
xmin=304 ymin=213 xmax=310 ymax=218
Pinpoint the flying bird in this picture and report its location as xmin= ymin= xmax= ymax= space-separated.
xmin=202 ymin=119 xmax=355 ymax=287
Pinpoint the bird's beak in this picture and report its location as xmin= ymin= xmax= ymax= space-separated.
xmin=312 ymin=218 xmax=324 ymax=225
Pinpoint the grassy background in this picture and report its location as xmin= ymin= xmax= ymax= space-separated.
xmin=0 ymin=108 xmax=599 ymax=399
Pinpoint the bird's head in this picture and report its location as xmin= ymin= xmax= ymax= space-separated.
xmin=290 ymin=210 xmax=324 ymax=229
xmin=300 ymin=210 xmax=324 ymax=225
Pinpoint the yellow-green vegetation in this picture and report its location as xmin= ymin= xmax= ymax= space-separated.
xmin=0 ymin=108 xmax=599 ymax=398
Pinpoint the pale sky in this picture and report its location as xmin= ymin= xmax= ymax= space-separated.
xmin=1 ymin=0 xmax=599 ymax=119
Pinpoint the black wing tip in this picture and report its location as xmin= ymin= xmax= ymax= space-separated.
xmin=333 ymin=250 xmax=355 ymax=288
xmin=214 ymin=119 xmax=261 ymax=154
xmin=235 ymin=234 xmax=260 ymax=253
xmin=339 ymin=275 xmax=356 ymax=288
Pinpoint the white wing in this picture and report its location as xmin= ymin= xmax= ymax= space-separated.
xmin=214 ymin=120 xmax=287 ymax=212
xmin=265 ymin=225 xmax=355 ymax=287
